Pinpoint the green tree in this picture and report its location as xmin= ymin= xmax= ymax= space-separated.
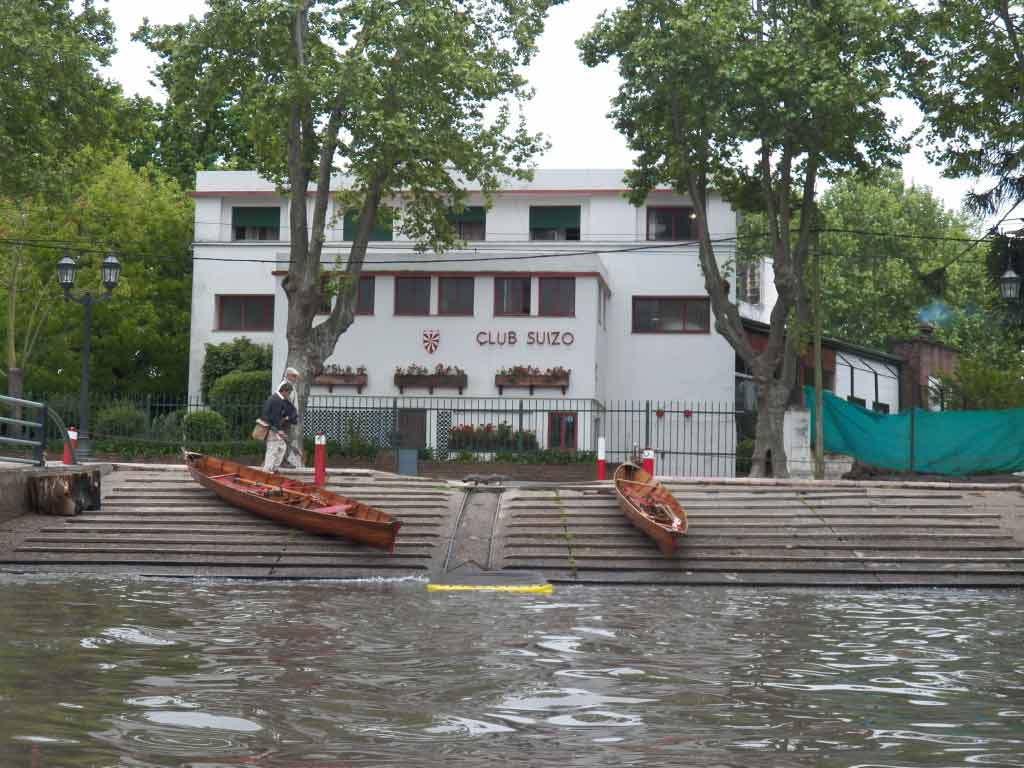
xmin=580 ymin=0 xmax=905 ymax=477
xmin=0 ymin=0 xmax=120 ymax=200
xmin=3 ymin=151 xmax=194 ymax=397
xmin=906 ymin=1 xmax=1024 ymax=215
xmin=740 ymin=171 xmax=1010 ymax=354
xmin=139 ymin=0 xmax=561 ymax=407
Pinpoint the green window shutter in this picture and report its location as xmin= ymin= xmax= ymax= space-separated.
xmin=529 ymin=206 xmax=580 ymax=230
xmin=446 ymin=206 xmax=486 ymax=224
xmin=231 ymin=207 xmax=280 ymax=228
xmin=343 ymin=211 xmax=393 ymax=242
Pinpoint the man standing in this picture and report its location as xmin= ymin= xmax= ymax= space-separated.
xmin=261 ymin=381 xmax=299 ymax=473
xmin=277 ymin=366 xmax=304 ymax=467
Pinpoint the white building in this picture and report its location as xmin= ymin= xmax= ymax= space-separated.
xmin=189 ymin=169 xmax=901 ymax=475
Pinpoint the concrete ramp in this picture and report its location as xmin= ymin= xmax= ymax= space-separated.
xmin=0 ymin=464 xmax=455 ymax=579
xmin=494 ymin=481 xmax=1024 ymax=587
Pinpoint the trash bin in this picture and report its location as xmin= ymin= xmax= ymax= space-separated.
xmin=397 ymin=448 xmax=418 ymax=476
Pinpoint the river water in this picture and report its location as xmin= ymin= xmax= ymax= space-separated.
xmin=1 ymin=577 xmax=1022 ymax=768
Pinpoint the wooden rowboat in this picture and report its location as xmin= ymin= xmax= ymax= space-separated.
xmin=184 ymin=452 xmax=402 ymax=552
xmin=613 ymin=462 xmax=688 ymax=555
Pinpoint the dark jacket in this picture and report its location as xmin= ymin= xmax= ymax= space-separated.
xmin=261 ymin=392 xmax=298 ymax=432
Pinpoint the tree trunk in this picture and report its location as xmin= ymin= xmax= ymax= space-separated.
xmin=749 ymin=377 xmax=791 ymax=478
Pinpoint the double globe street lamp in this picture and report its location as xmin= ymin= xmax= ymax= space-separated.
xmin=57 ymin=249 xmax=122 ymax=460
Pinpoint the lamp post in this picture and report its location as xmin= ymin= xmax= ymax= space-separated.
xmin=57 ymin=249 xmax=121 ymax=460
xmin=1000 ymin=261 xmax=1021 ymax=302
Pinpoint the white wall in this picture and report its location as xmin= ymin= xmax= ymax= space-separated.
xmin=833 ymin=349 xmax=900 ymax=413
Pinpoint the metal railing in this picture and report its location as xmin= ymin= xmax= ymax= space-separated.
xmin=0 ymin=394 xmax=51 ymax=466
xmin=29 ymin=392 xmax=744 ymax=477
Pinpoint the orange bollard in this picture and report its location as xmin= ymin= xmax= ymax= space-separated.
xmin=596 ymin=436 xmax=606 ymax=480
xmin=641 ymin=448 xmax=654 ymax=476
xmin=63 ymin=426 xmax=78 ymax=465
xmin=314 ymin=432 xmax=326 ymax=487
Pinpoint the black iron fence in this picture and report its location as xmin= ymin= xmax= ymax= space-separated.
xmin=29 ymin=393 xmax=742 ymax=477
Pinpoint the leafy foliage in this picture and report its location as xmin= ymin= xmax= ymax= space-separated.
xmin=579 ymin=0 xmax=906 ymax=476
xmin=3 ymin=150 xmax=194 ymax=396
xmin=936 ymin=358 xmax=1024 ymax=411
xmin=92 ymin=403 xmax=148 ymax=438
xmin=200 ymin=338 xmax=273 ymax=402
xmin=0 ymin=0 xmax=120 ymax=198
xmin=138 ymin=0 xmax=562 ymax=400
xmin=208 ymin=370 xmax=273 ymax=413
xmin=905 ymin=2 xmax=1024 ymax=215
xmin=183 ymin=410 xmax=229 ymax=442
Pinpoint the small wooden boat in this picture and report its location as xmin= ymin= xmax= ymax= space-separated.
xmin=184 ymin=452 xmax=401 ymax=552
xmin=613 ymin=462 xmax=688 ymax=555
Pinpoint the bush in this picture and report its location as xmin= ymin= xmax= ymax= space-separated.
xmin=448 ymin=422 xmax=539 ymax=451
xmin=736 ymin=438 xmax=755 ymax=476
xmin=151 ymin=409 xmax=186 ymax=441
xmin=491 ymin=450 xmax=596 ymax=465
xmin=93 ymin=403 xmax=147 ymax=438
xmin=200 ymin=338 xmax=273 ymax=401
xmin=209 ymin=370 xmax=273 ymax=436
xmin=183 ymin=410 xmax=228 ymax=442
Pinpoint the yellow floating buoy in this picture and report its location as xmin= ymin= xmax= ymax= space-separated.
xmin=426 ymin=570 xmax=552 ymax=594
xmin=426 ymin=583 xmax=552 ymax=594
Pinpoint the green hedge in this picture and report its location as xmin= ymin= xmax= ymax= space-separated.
xmin=200 ymin=338 xmax=272 ymax=401
xmin=93 ymin=403 xmax=148 ymax=438
xmin=209 ymin=369 xmax=272 ymax=436
xmin=183 ymin=410 xmax=229 ymax=442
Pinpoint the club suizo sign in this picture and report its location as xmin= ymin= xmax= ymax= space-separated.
xmin=475 ymin=330 xmax=575 ymax=347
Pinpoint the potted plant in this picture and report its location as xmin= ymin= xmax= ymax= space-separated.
xmin=394 ymin=363 xmax=468 ymax=394
xmin=494 ymin=365 xmax=571 ymax=395
xmin=313 ymin=364 xmax=368 ymax=393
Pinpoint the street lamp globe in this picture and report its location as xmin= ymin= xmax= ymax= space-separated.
xmin=1000 ymin=265 xmax=1022 ymax=301
xmin=57 ymin=251 xmax=78 ymax=290
xmin=101 ymin=253 xmax=122 ymax=292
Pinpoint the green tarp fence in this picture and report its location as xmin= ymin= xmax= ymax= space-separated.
xmin=805 ymin=386 xmax=1024 ymax=476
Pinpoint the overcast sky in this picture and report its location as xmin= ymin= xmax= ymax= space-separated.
xmin=101 ymin=0 xmax=977 ymax=217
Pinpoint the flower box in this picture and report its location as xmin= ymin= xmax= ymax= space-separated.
xmin=313 ymin=372 xmax=368 ymax=393
xmin=495 ymin=371 xmax=570 ymax=395
xmin=394 ymin=372 xmax=468 ymax=395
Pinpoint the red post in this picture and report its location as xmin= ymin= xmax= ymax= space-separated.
xmin=63 ymin=426 xmax=78 ymax=465
xmin=596 ymin=436 xmax=606 ymax=480
xmin=642 ymin=448 xmax=655 ymax=476
xmin=314 ymin=432 xmax=327 ymax=487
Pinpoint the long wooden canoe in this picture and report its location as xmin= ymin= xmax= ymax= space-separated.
xmin=613 ymin=462 xmax=687 ymax=555
xmin=184 ymin=452 xmax=401 ymax=552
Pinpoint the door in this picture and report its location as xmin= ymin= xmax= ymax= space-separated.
xmin=397 ymin=409 xmax=427 ymax=449
xmin=547 ymin=412 xmax=577 ymax=450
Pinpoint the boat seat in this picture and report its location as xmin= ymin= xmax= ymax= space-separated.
xmin=317 ymin=503 xmax=355 ymax=516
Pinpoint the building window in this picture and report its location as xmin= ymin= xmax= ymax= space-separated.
xmin=539 ymin=277 xmax=575 ymax=316
xmin=232 ymin=207 xmax=280 ymax=241
xmin=439 ymin=276 xmax=474 ymax=316
xmin=447 ymin=207 xmax=486 ymax=241
xmin=342 ymin=210 xmax=393 ymax=242
xmin=632 ymin=297 xmax=710 ymax=333
xmin=395 ymin=276 xmax=430 ymax=315
xmin=847 ymin=395 xmax=867 ymax=407
xmin=872 ymin=402 xmax=890 ymax=414
xmin=317 ymin=275 xmax=374 ymax=315
xmin=495 ymin=276 xmax=531 ymax=316
xmin=356 ymin=275 xmax=375 ymax=315
xmin=548 ymin=412 xmax=577 ymax=450
xmin=737 ymin=261 xmax=761 ymax=304
xmin=530 ymin=206 xmax=580 ymax=241
xmin=217 ymin=295 xmax=274 ymax=331
xmin=646 ymin=207 xmax=694 ymax=241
